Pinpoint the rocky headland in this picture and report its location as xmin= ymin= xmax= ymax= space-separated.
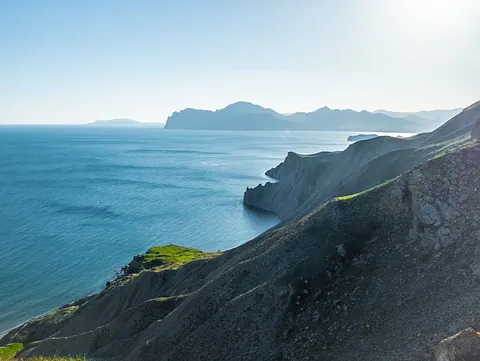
xmin=2 ymin=101 xmax=480 ymax=361
xmin=347 ymin=133 xmax=379 ymax=142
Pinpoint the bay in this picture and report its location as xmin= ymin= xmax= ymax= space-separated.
xmin=0 ymin=127 xmax=381 ymax=333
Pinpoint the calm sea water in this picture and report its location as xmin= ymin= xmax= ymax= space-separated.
xmin=0 ymin=127 xmax=383 ymax=333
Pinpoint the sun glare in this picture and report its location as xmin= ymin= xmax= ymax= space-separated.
xmin=373 ymin=0 xmax=479 ymax=40
xmin=408 ymin=0 xmax=457 ymax=16
xmin=397 ymin=0 xmax=475 ymax=23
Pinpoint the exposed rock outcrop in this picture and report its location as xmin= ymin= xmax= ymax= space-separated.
xmin=347 ymin=133 xmax=378 ymax=142
xmin=434 ymin=328 xmax=480 ymax=361
xmin=264 ymin=151 xmax=340 ymax=181
xmin=471 ymin=115 xmax=480 ymax=140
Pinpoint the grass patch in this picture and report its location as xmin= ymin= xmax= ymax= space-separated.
xmin=0 ymin=343 xmax=23 ymax=359
xmin=430 ymin=147 xmax=456 ymax=160
xmin=2 ymin=357 xmax=84 ymax=361
xmin=336 ymin=192 xmax=363 ymax=201
xmin=38 ymin=306 xmax=79 ymax=323
xmin=429 ymin=142 xmax=471 ymax=161
xmin=20 ymin=358 xmax=84 ymax=361
xmin=133 ymin=244 xmax=221 ymax=272
xmin=336 ymin=178 xmax=395 ymax=201
xmin=0 ymin=343 xmax=84 ymax=361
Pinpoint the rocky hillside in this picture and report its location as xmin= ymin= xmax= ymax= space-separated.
xmin=2 ymin=101 xmax=480 ymax=361
xmin=244 ymin=101 xmax=480 ymax=222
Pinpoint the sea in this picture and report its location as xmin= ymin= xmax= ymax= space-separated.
xmin=0 ymin=127 xmax=411 ymax=334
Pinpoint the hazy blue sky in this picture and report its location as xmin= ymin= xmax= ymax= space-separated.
xmin=1 ymin=0 xmax=479 ymax=124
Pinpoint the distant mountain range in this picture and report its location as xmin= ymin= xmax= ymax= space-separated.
xmin=164 ymin=102 xmax=461 ymax=132
xmin=374 ymin=109 xmax=463 ymax=129
xmin=88 ymin=119 xmax=162 ymax=127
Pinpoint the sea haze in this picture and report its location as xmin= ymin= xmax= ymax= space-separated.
xmin=0 ymin=127 xmax=404 ymax=333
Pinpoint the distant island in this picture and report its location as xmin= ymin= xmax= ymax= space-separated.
xmin=347 ymin=133 xmax=379 ymax=142
xmin=164 ymin=101 xmax=440 ymax=132
xmin=88 ymin=119 xmax=162 ymax=127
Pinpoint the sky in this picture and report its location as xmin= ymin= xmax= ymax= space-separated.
xmin=1 ymin=0 xmax=479 ymax=124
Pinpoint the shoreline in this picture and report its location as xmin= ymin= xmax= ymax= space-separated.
xmin=0 ymin=210 xmax=279 ymax=340
xmin=0 ymin=275 xmax=111 ymax=339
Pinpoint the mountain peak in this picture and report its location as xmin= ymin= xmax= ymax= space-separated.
xmin=314 ymin=106 xmax=331 ymax=112
xmin=226 ymin=101 xmax=257 ymax=107
xmin=220 ymin=101 xmax=275 ymax=115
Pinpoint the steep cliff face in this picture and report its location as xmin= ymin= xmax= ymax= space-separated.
xmin=244 ymin=101 xmax=480 ymax=222
xmin=5 ymin=142 xmax=480 ymax=361
xmin=244 ymin=135 xmax=424 ymax=220
xmin=264 ymin=151 xmax=340 ymax=181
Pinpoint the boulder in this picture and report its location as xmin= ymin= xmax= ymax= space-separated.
xmin=434 ymin=328 xmax=480 ymax=361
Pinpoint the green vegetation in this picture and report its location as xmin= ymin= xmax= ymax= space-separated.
xmin=6 ymin=305 xmax=81 ymax=347
xmin=38 ymin=305 xmax=79 ymax=323
xmin=1 ymin=357 xmax=84 ymax=361
xmin=430 ymin=146 xmax=457 ymax=160
xmin=336 ymin=178 xmax=395 ymax=201
xmin=0 ymin=343 xmax=23 ymax=359
xmin=16 ymin=358 xmax=84 ymax=361
xmin=0 ymin=343 xmax=85 ymax=361
xmin=135 ymin=244 xmax=221 ymax=272
xmin=429 ymin=142 xmax=468 ymax=161
xmin=335 ymin=192 xmax=363 ymax=201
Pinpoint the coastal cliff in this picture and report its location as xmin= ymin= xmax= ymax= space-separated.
xmin=3 ymin=101 xmax=480 ymax=361
xmin=244 ymin=102 xmax=480 ymax=222
xmin=244 ymin=136 xmax=422 ymax=220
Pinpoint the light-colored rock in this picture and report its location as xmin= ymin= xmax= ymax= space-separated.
xmin=418 ymin=202 xmax=441 ymax=226
xmin=434 ymin=328 xmax=480 ymax=361
xmin=390 ymin=187 xmax=404 ymax=199
xmin=471 ymin=116 xmax=480 ymax=140
xmin=336 ymin=244 xmax=347 ymax=258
